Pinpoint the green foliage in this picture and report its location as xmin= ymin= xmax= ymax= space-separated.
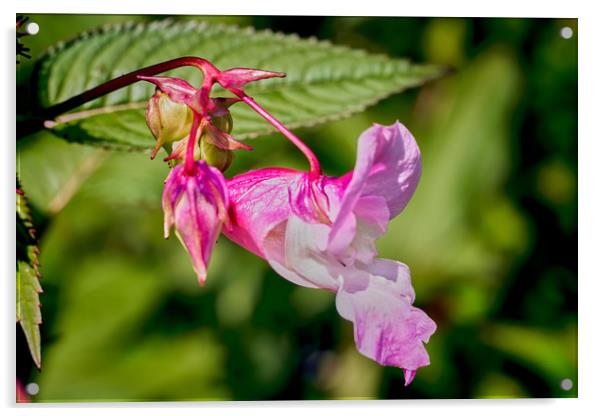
xmin=380 ymin=48 xmax=525 ymax=290
xmin=35 ymin=20 xmax=443 ymax=151
xmin=16 ymin=180 xmax=43 ymax=368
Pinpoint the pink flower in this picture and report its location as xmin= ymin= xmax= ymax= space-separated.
xmin=163 ymin=160 xmax=229 ymax=284
xmin=223 ymin=122 xmax=436 ymax=385
xmin=137 ymin=57 xmax=435 ymax=385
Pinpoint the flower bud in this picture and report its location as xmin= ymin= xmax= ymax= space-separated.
xmin=163 ymin=160 xmax=229 ymax=284
xmin=201 ymin=111 xmax=234 ymax=171
xmin=212 ymin=110 xmax=233 ymax=134
xmin=145 ymin=90 xmax=193 ymax=159
xmin=198 ymin=106 xmax=235 ymax=171
xmin=200 ymin=140 xmax=233 ymax=172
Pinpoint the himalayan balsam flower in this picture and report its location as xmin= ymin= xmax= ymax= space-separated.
xmin=163 ymin=160 xmax=229 ymax=284
xmin=223 ymin=122 xmax=436 ymax=385
xmin=137 ymin=56 xmax=434 ymax=385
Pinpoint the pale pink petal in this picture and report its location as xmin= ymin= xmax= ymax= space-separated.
xmin=329 ymin=195 xmax=390 ymax=265
xmin=358 ymin=122 xmax=422 ymax=218
xmin=403 ymin=369 xmax=417 ymax=386
xmin=326 ymin=210 xmax=357 ymax=263
xmin=361 ymin=259 xmax=415 ymax=303
xmin=335 ymin=260 xmax=435 ymax=381
xmin=328 ymin=122 xmax=421 ymax=253
xmin=277 ymin=215 xmax=339 ymax=290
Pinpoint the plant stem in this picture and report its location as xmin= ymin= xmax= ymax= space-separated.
xmin=18 ymin=57 xmax=215 ymax=141
xmin=22 ymin=56 xmax=322 ymax=177
xmin=237 ymin=94 xmax=321 ymax=177
xmin=41 ymin=56 xmax=216 ymax=120
xmin=185 ymin=116 xmax=202 ymax=175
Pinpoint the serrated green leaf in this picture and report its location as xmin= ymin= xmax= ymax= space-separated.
xmin=35 ymin=20 xmax=444 ymax=151
xmin=16 ymin=182 xmax=43 ymax=368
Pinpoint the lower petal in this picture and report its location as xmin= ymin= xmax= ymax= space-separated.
xmin=335 ymin=263 xmax=436 ymax=382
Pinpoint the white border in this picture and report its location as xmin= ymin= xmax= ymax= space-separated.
xmin=10 ymin=0 xmax=582 ymax=17
xmin=4 ymin=1 xmax=601 ymax=415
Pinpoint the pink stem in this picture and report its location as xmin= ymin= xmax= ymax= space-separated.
xmin=238 ymin=95 xmax=321 ymax=177
xmin=185 ymin=116 xmax=202 ymax=175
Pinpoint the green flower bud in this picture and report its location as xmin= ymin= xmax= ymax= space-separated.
xmin=199 ymin=109 xmax=234 ymax=172
xmin=200 ymin=140 xmax=233 ymax=172
xmin=145 ymin=91 xmax=193 ymax=159
xmin=212 ymin=111 xmax=233 ymax=134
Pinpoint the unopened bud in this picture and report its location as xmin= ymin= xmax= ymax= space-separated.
xmin=162 ymin=160 xmax=229 ymax=285
xmin=212 ymin=111 xmax=233 ymax=134
xmin=200 ymin=140 xmax=233 ymax=172
xmin=199 ymin=108 xmax=234 ymax=171
xmin=146 ymin=91 xmax=193 ymax=159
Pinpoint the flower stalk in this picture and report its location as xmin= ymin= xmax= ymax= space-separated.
xmin=185 ymin=116 xmax=202 ymax=175
xmin=238 ymin=95 xmax=321 ymax=177
xmin=37 ymin=56 xmax=320 ymax=176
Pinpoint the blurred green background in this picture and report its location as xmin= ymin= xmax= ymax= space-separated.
xmin=16 ymin=15 xmax=577 ymax=400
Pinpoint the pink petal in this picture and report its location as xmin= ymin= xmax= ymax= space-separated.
xmin=328 ymin=122 xmax=421 ymax=253
xmin=207 ymin=97 xmax=242 ymax=116
xmin=335 ymin=260 xmax=435 ymax=380
xmin=223 ymin=168 xmax=302 ymax=258
xmin=357 ymin=122 xmax=422 ymax=218
xmin=205 ymin=124 xmax=253 ymax=151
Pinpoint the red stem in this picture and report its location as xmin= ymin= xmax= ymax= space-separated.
xmin=42 ymin=56 xmax=217 ymax=119
xmin=185 ymin=116 xmax=202 ymax=175
xmin=237 ymin=94 xmax=321 ymax=177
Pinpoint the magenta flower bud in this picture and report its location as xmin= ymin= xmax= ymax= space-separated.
xmin=163 ymin=160 xmax=229 ymax=284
